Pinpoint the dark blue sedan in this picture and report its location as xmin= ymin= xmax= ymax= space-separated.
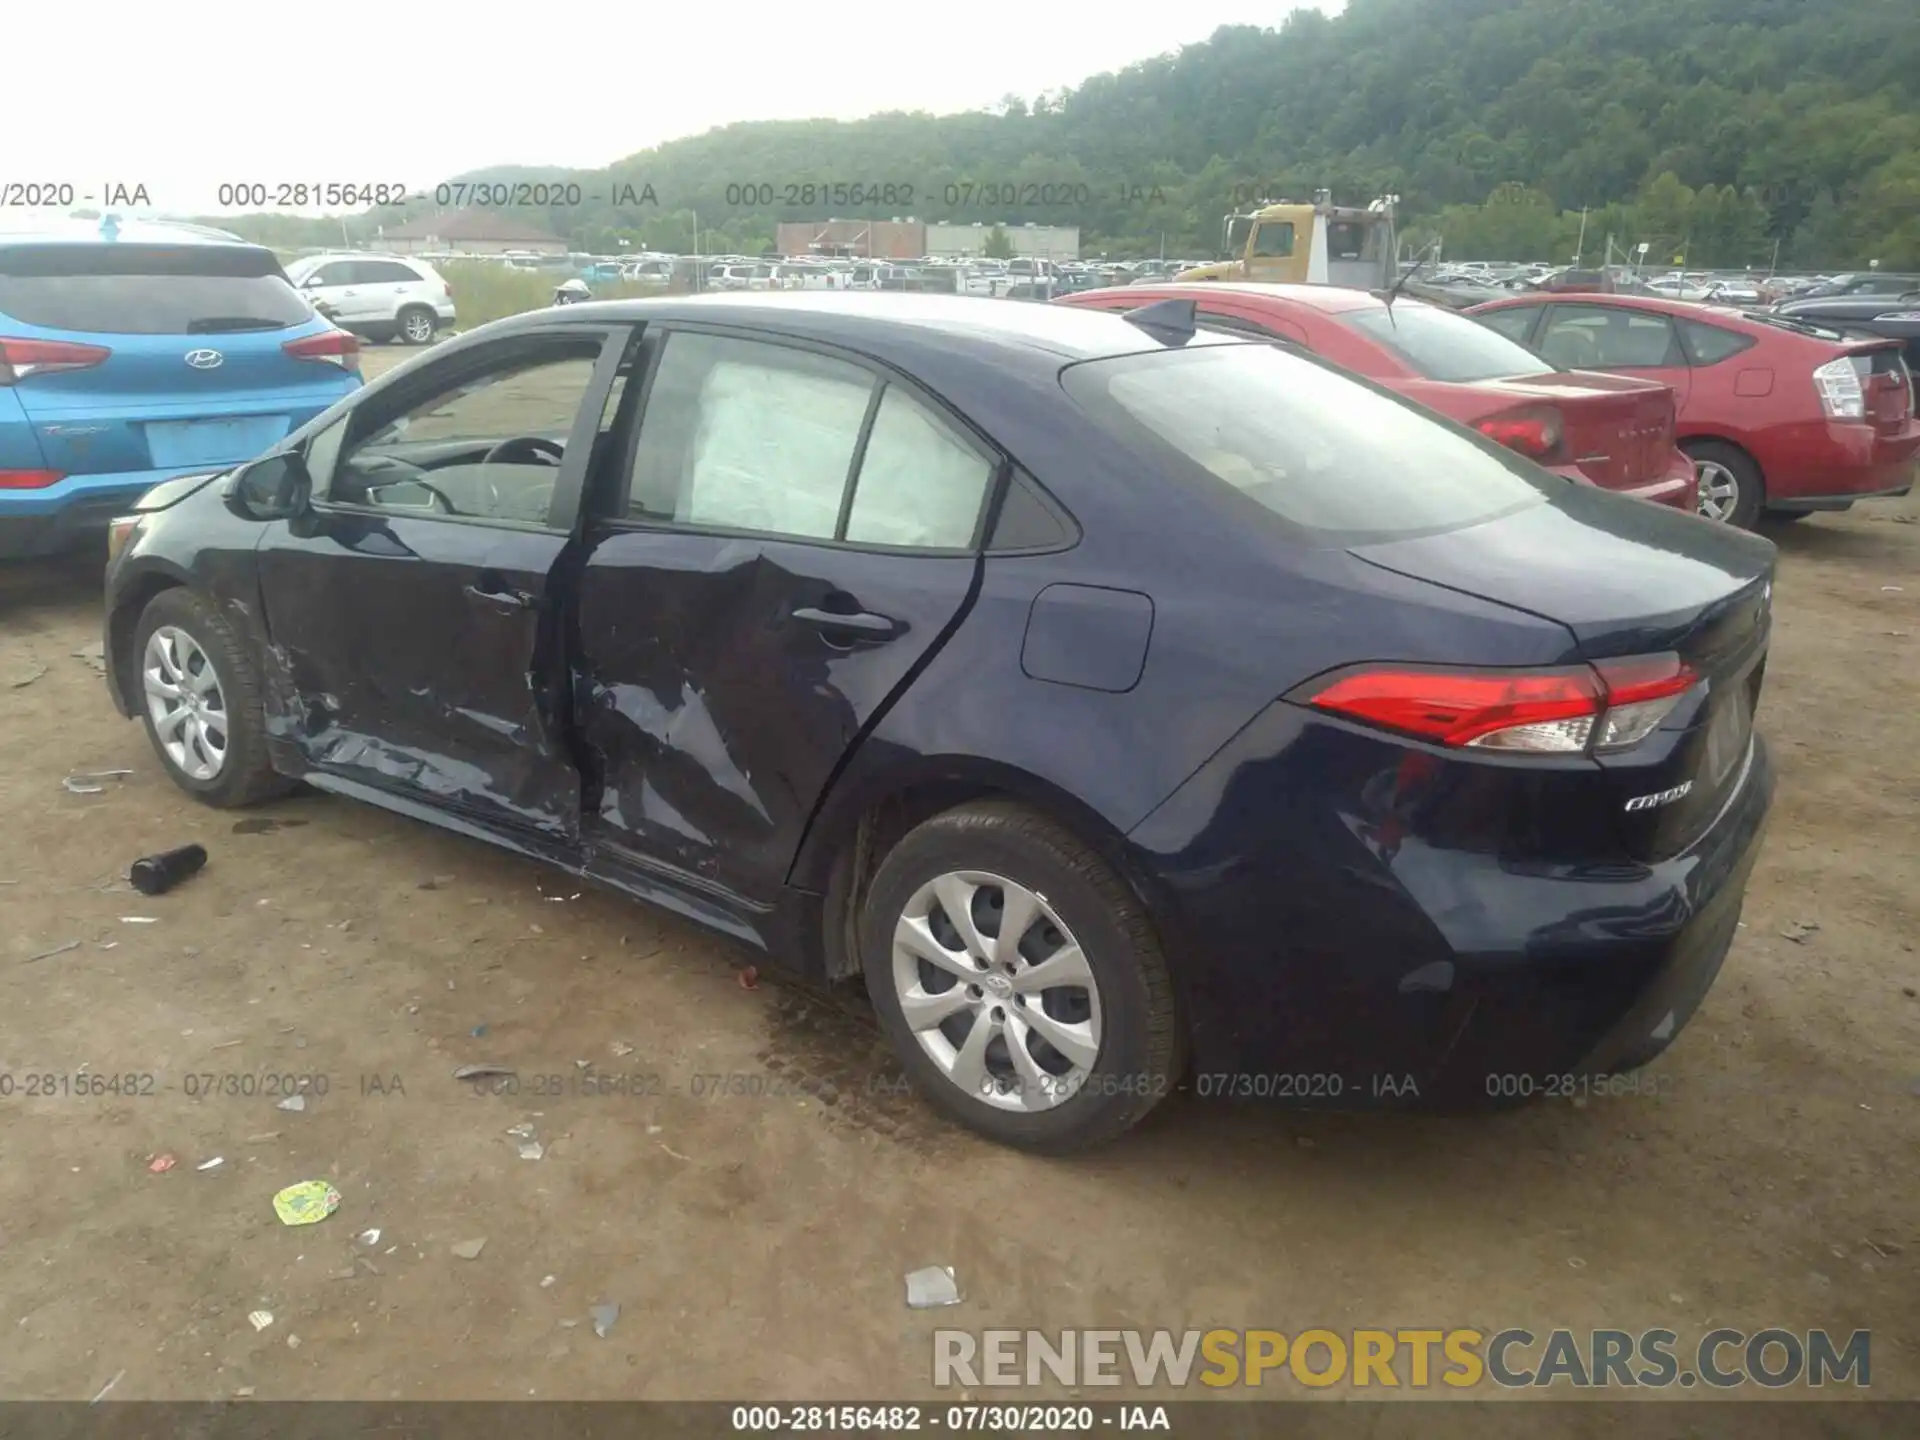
xmin=99 ymin=292 xmax=1775 ymax=1151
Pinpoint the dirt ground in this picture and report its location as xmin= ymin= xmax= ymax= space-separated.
xmin=1 ymin=348 xmax=1916 ymax=1407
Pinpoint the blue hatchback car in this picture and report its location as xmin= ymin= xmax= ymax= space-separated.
xmin=0 ymin=216 xmax=361 ymax=559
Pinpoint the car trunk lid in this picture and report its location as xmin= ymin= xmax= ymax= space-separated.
xmin=1439 ymin=370 xmax=1677 ymax=490
xmin=1349 ymin=485 xmax=1775 ymax=861
xmin=1838 ymin=340 xmax=1914 ymax=429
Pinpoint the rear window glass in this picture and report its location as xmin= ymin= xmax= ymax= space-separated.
xmin=0 ymin=244 xmax=311 ymax=334
xmin=1061 ymin=343 xmax=1549 ymax=546
xmin=1344 ymin=303 xmax=1555 ymax=382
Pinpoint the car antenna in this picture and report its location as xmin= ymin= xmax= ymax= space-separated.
xmin=1380 ymin=239 xmax=1439 ymax=320
xmin=1122 ymin=298 xmax=1199 ymax=346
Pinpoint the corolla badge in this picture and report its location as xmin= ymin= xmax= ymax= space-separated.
xmin=1624 ymin=781 xmax=1693 ymax=812
xmin=183 ymin=349 xmax=224 ymax=370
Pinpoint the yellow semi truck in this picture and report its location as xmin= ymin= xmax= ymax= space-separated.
xmin=1176 ymin=195 xmax=1399 ymax=288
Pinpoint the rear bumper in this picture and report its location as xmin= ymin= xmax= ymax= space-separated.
xmin=0 ymin=467 xmax=199 ymax=560
xmin=1616 ymin=449 xmax=1699 ymax=510
xmin=1761 ymin=419 xmax=1920 ymax=507
xmin=1127 ymin=704 xmax=1774 ymax=1107
xmin=1549 ymin=449 xmax=1698 ymax=511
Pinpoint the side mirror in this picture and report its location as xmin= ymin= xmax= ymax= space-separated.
xmin=230 ymin=452 xmax=313 ymax=521
xmin=299 ymin=274 xmax=322 ymax=288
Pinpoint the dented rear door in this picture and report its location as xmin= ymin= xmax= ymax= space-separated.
xmin=572 ymin=325 xmax=993 ymax=910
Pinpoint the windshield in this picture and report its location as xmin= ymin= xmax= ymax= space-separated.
xmin=1344 ymin=302 xmax=1556 ymax=382
xmin=1061 ymin=343 xmax=1550 ymax=546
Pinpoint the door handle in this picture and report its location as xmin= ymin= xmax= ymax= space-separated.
xmin=464 ymin=582 xmax=537 ymax=612
xmin=792 ymin=605 xmax=897 ymax=636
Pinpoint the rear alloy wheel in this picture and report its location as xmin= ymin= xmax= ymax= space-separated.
xmin=1686 ymin=441 xmax=1762 ymax=528
xmin=398 ymin=306 xmax=437 ymax=345
xmin=133 ymin=588 xmax=292 ymax=808
xmin=861 ymin=801 xmax=1181 ymax=1152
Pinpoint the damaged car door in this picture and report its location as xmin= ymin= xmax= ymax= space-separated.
xmin=255 ymin=327 xmax=627 ymax=838
xmin=573 ymin=326 xmax=997 ymax=917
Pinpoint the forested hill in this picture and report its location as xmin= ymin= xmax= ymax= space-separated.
xmin=252 ymin=0 xmax=1920 ymax=266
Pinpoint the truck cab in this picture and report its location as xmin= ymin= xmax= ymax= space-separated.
xmin=1177 ymin=198 xmax=1396 ymax=289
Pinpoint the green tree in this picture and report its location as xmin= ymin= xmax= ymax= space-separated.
xmin=982 ymin=225 xmax=1015 ymax=260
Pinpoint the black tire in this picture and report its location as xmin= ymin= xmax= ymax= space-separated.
xmin=1683 ymin=440 xmax=1763 ymax=528
xmin=131 ymin=588 xmax=292 ymax=808
xmin=859 ymin=800 xmax=1182 ymax=1152
xmin=396 ymin=306 xmax=438 ymax=345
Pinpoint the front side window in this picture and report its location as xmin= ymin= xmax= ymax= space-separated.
xmin=1062 ymin=343 xmax=1547 ymax=547
xmin=329 ymin=339 xmax=603 ymax=524
xmin=1252 ymin=222 xmax=1295 ymax=259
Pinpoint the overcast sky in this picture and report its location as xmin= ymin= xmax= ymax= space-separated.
xmin=10 ymin=2 xmax=1340 ymax=216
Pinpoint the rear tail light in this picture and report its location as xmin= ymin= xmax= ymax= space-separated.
xmin=0 ymin=468 xmax=65 ymax=488
xmin=0 ymin=337 xmax=112 ymax=385
xmin=1306 ymin=653 xmax=1698 ymax=755
xmin=1813 ymin=356 xmax=1866 ymax=419
xmin=283 ymin=328 xmax=361 ymax=375
xmin=1474 ymin=405 xmax=1566 ymax=464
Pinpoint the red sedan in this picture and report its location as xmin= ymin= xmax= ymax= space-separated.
xmin=1059 ymin=283 xmax=1698 ymax=512
xmin=1468 ymin=292 xmax=1920 ymax=527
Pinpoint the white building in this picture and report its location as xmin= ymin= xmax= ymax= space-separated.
xmin=924 ymin=222 xmax=1080 ymax=261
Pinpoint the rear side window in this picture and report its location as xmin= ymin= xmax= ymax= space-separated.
xmin=1537 ymin=305 xmax=1681 ymax=368
xmin=1344 ymin=303 xmax=1555 ymax=381
xmin=625 ymin=332 xmax=994 ymax=549
xmin=1062 ymin=344 xmax=1547 ymax=546
xmin=355 ymin=261 xmax=421 ymax=284
xmin=1679 ymin=319 xmax=1757 ymax=366
xmin=1474 ymin=306 xmax=1540 ymax=343
xmin=0 ymin=243 xmax=311 ymax=334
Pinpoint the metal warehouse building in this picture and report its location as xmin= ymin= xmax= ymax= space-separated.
xmin=924 ymin=223 xmax=1080 ymax=261
xmin=775 ymin=220 xmax=1081 ymax=261
xmin=775 ymin=219 xmax=926 ymax=260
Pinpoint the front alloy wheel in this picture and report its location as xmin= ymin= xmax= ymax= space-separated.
xmin=144 ymin=625 xmax=229 ymax=780
xmin=131 ymin=587 xmax=294 ymax=808
xmin=890 ymin=871 xmax=1103 ymax=1112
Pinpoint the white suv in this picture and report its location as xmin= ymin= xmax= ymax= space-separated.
xmin=283 ymin=253 xmax=456 ymax=345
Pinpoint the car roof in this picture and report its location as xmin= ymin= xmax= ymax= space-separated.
xmin=1072 ymin=281 xmax=1387 ymax=315
xmin=478 ymin=290 xmax=1244 ymax=364
xmin=0 ymin=215 xmax=266 ymax=250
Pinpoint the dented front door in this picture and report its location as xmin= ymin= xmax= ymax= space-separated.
xmin=259 ymin=514 xmax=581 ymax=836
xmin=255 ymin=326 xmax=628 ymax=839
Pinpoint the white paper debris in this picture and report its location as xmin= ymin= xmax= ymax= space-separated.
xmin=905 ymin=1266 xmax=962 ymax=1308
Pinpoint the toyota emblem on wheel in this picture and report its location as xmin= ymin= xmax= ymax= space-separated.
xmin=183 ymin=349 xmax=224 ymax=370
